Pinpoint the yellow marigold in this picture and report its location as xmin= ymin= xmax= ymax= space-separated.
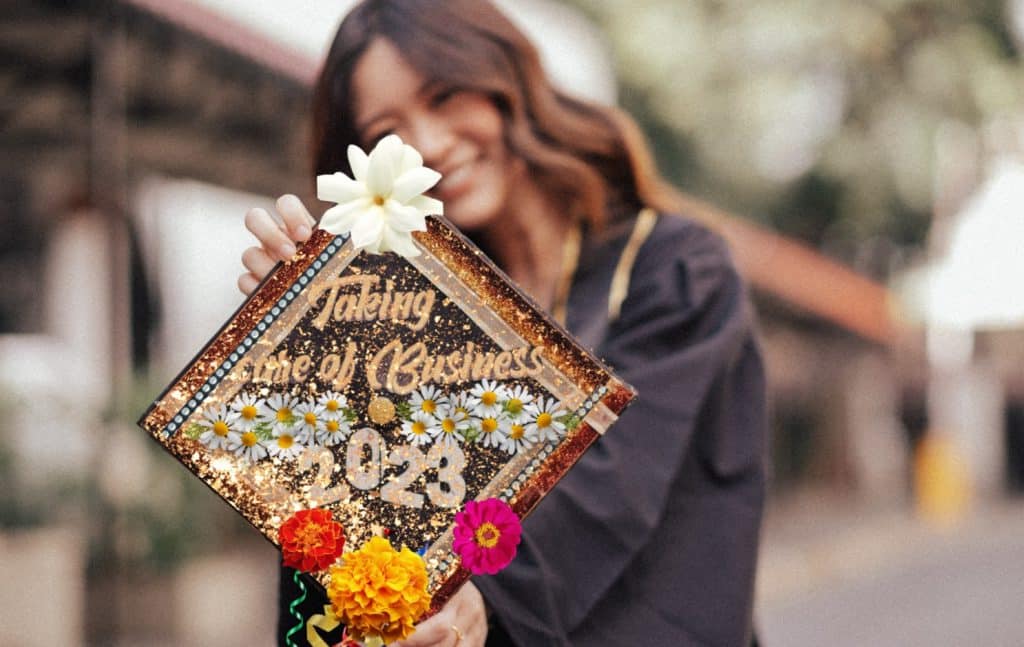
xmin=327 ymin=536 xmax=432 ymax=645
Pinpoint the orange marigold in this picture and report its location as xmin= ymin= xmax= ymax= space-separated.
xmin=278 ymin=508 xmax=346 ymax=573
xmin=327 ymin=536 xmax=432 ymax=645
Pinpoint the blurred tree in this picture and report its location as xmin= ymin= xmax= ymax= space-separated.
xmin=573 ymin=0 xmax=1023 ymax=277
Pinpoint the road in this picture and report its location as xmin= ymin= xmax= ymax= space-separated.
xmin=757 ymin=500 xmax=1024 ymax=646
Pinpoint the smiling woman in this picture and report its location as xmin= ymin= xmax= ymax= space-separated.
xmin=239 ymin=1 xmax=767 ymax=646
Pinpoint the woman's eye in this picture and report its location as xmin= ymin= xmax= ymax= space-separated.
xmin=364 ymin=129 xmax=395 ymax=147
xmin=430 ymin=87 xmax=461 ymax=107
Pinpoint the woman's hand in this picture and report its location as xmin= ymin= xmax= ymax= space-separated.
xmin=393 ymin=581 xmax=488 ymax=647
xmin=238 ymin=194 xmax=317 ymax=295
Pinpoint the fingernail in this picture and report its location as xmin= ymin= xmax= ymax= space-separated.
xmin=296 ymin=225 xmax=312 ymax=241
xmin=280 ymin=242 xmax=296 ymax=258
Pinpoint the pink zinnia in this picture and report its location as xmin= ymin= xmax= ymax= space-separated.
xmin=452 ymin=498 xmax=522 ymax=575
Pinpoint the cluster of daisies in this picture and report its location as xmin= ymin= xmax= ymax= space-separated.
xmin=397 ymin=380 xmax=570 ymax=456
xmin=186 ymin=391 xmax=357 ymax=464
xmin=187 ymin=379 xmax=573 ymax=464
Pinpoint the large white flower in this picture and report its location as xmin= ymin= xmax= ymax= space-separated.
xmin=317 ymin=134 xmax=443 ymax=258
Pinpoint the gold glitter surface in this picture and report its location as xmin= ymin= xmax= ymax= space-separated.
xmin=367 ymin=396 xmax=396 ymax=425
xmin=138 ymin=217 xmax=636 ymax=610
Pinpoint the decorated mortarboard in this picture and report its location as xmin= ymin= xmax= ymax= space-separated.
xmin=138 ymin=135 xmax=635 ymax=646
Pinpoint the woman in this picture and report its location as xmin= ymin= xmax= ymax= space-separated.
xmin=239 ymin=1 xmax=767 ymax=645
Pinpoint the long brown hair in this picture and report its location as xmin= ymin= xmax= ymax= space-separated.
xmin=311 ymin=0 xmax=682 ymax=231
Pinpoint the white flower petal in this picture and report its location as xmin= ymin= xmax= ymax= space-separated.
xmin=366 ymin=135 xmax=403 ymax=195
xmin=391 ymin=167 xmax=442 ymax=203
xmin=347 ymin=145 xmax=369 ymax=181
xmin=408 ymin=195 xmax=444 ymax=216
xmin=350 ymin=210 xmax=385 ymax=248
xmin=381 ymin=226 xmax=421 ymax=257
xmin=385 ymin=201 xmax=428 ymax=233
xmin=319 ymin=199 xmax=371 ymax=235
xmin=399 ymin=144 xmax=423 ymax=172
xmin=317 ymin=173 xmax=365 ymax=204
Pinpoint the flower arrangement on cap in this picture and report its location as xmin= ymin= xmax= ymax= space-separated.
xmin=278 ymin=507 xmax=432 ymax=647
xmin=278 ymin=496 xmax=524 ymax=647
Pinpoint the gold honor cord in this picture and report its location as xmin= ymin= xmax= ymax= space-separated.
xmin=608 ymin=208 xmax=658 ymax=322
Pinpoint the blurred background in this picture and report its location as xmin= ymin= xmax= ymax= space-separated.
xmin=3 ymin=0 xmax=1024 ymax=644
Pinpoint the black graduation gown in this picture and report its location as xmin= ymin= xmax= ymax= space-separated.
xmin=279 ymin=212 xmax=767 ymax=646
xmin=478 ymin=213 xmax=767 ymax=646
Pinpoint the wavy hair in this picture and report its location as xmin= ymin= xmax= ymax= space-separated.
xmin=311 ymin=0 xmax=682 ymax=231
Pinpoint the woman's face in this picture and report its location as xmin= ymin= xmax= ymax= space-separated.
xmin=350 ymin=38 xmax=520 ymax=232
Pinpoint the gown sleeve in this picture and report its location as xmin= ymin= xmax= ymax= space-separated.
xmin=475 ymin=216 xmax=767 ymax=645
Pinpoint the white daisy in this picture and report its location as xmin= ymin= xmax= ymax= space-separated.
xmin=316 ymin=416 xmax=351 ymax=446
xmin=470 ymin=379 xmax=507 ymax=418
xmin=316 ymin=134 xmax=443 ymax=258
xmin=401 ymin=411 xmax=437 ymax=447
xmin=261 ymin=393 xmax=298 ymax=435
xmin=197 ymin=404 xmax=240 ymax=451
xmin=431 ymin=404 xmax=469 ymax=447
xmin=227 ymin=430 xmax=269 ymax=464
xmin=450 ymin=391 xmax=479 ymax=419
xmin=526 ymin=396 xmax=568 ymax=443
xmin=230 ymin=392 xmax=266 ymax=431
xmin=502 ymin=384 xmax=534 ymax=423
xmin=293 ymin=401 xmax=325 ymax=445
xmin=499 ymin=420 xmax=536 ymax=455
xmin=317 ymin=391 xmax=348 ymax=420
xmin=267 ymin=430 xmax=304 ymax=460
xmin=409 ymin=384 xmax=448 ymax=416
xmin=476 ymin=414 xmax=507 ymax=449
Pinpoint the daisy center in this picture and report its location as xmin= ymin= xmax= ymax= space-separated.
xmin=510 ymin=424 xmax=524 ymax=440
xmin=277 ymin=434 xmax=294 ymax=449
xmin=481 ymin=418 xmax=498 ymax=434
xmin=241 ymin=405 xmax=258 ymax=420
xmin=481 ymin=391 xmax=497 ymax=407
xmin=421 ymin=399 xmax=437 ymax=414
xmin=276 ymin=408 xmax=292 ymax=423
xmin=536 ymin=412 xmax=552 ymax=429
xmin=326 ymin=420 xmax=340 ymax=432
xmin=325 ymin=399 xmax=340 ymax=412
xmin=474 ymin=522 xmax=501 ymax=549
xmin=241 ymin=431 xmax=258 ymax=447
xmin=442 ymin=418 xmax=456 ymax=434
xmin=213 ymin=420 xmax=230 ymax=436
xmin=304 ymin=412 xmax=318 ymax=425
xmin=506 ymin=398 xmax=523 ymax=415
xmin=412 ymin=421 xmax=427 ymax=435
